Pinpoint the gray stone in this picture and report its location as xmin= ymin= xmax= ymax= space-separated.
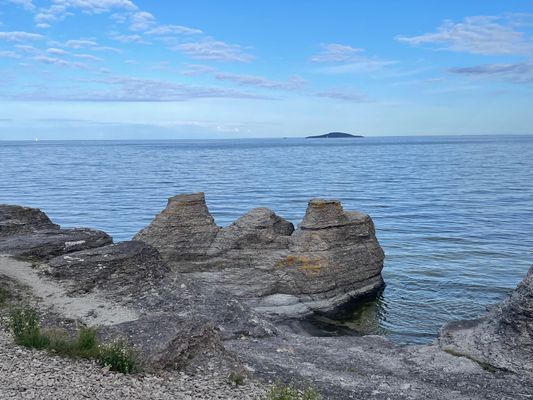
xmin=0 ymin=205 xmax=59 ymax=237
xmin=0 ymin=228 xmax=112 ymax=260
xmin=46 ymin=241 xmax=170 ymax=295
xmin=134 ymin=193 xmax=220 ymax=262
xmin=134 ymin=193 xmax=385 ymax=319
xmin=438 ymin=266 xmax=533 ymax=374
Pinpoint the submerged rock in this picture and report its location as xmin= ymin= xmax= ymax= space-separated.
xmin=439 ymin=266 xmax=533 ymax=374
xmin=134 ymin=193 xmax=385 ymax=318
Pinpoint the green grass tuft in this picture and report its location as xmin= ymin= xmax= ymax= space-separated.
xmin=266 ymin=383 xmax=322 ymax=400
xmin=98 ymin=341 xmax=138 ymax=374
xmin=9 ymin=308 xmax=50 ymax=349
xmin=8 ymin=307 xmax=137 ymax=373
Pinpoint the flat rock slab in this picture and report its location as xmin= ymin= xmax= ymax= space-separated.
xmin=227 ymin=333 xmax=533 ymax=399
xmin=0 ymin=228 xmax=112 ymax=260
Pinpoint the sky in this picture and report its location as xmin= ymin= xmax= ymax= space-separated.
xmin=1 ymin=0 xmax=533 ymax=139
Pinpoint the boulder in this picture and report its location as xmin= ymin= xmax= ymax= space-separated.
xmin=438 ymin=266 xmax=533 ymax=374
xmin=134 ymin=193 xmax=385 ymax=318
xmin=0 ymin=204 xmax=112 ymax=260
xmin=0 ymin=205 xmax=59 ymax=237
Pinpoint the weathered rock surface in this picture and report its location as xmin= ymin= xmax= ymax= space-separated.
xmin=0 ymin=204 xmax=112 ymax=260
xmin=46 ymin=241 xmax=170 ymax=295
xmin=227 ymin=333 xmax=533 ymax=399
xmin=439 ymin=266 xmax=533 ymax=374
xmin=134 ymin=193 xmax=385 ymax=318
xmin=0 ymin=205 xmax=59 ymax=237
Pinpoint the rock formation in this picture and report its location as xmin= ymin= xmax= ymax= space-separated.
xmin=439 ymin=266 xmax=533 ymax=374
xmin=134 ymin=193 xmax=385 ymax=318
xmin=1 ymin=201 xmax=532 ymax=399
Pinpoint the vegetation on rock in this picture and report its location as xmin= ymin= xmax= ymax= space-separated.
xmin=8 ymin=307 xmax=137 ymax=374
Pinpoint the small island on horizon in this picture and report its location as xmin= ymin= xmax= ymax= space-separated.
xmin=306 ymin=132 xmax=364 ymax=139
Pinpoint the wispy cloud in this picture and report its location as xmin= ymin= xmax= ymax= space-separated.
xmin=181 ymin=64 xmax=305 ymax=91
xmin=7 ymin=0 xmax=35 ymax=11
xmin=215 ymin=72 xmax=305 ymax=90
xmin=396 ymin=16 xmax=533 ymax=56
xmin=0 ymin=50 xmax=21 ymax=59
xmin=315 ymin=89 xmax=367 ymax=102
xmin=145 ymin=24 xmax=202 ymax=36
xmin=64 ymin=39 xmax=97 ymax=48
xmin=0 ymin=31 xmax=44 ymax=41
xmin=310 ymin=43 xmax=396 ymax=73
xmin=46 ymin=47 xmax=68 ymax=55
xmin=73 ymin=53 xmax=103 ymax=62
xmin=34 ymin=0 xmax=137 ymax=28
xmin=449 ymin=63 xmax=533 ymax=84
xmin=54 ymin=0 xmax=137 ymax=13
xmin=63 ymin=39 xmax=121 ymax=53
xmin=110 ymin=33 xmax=148 ymax=43
xmin=310 ymin=43 xmax=365 ymax=63
xmin=128 ymin=11 xmax=155 ymax=31
xmin=9 ymin=76 xmax=266 ymax=102
xmin=33 ymin=54 xmax=88 ymax=69
xmin=174 ymin=38 xmax=253 ymax=62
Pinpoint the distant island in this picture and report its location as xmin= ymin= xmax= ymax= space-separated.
xmin=306 ymin=132 xmax=363 ymax=139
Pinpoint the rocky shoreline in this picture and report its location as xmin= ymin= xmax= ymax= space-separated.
xmin=1 ymin=195 xmax=532 ymax=399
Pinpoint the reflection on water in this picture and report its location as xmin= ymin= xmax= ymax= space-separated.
xmin=303 ymin=291 xmax=389 ymax=337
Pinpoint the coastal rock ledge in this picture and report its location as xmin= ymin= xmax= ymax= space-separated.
xmin=134 ymin=192 xmax=385 ymax=318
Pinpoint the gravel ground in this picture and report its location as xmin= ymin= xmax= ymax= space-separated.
xmin=0 ymin=330 xmax=267 ymax=400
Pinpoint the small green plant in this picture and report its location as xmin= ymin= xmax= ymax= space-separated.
xmin=8 ymin=307 xmax=137 ymax=374
xmin=266 ymin=383 xmax=322 ymax=400
xmin=9 ymin=308 xmax=49 ymax=349
xmin=227 ymin=371 xmax=246 ymax=386
xmin=98 ymin=341 xmax=138 ymax=374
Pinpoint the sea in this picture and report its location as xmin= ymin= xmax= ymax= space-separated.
xmin=1 ymin=135 xmax=532 ymax=344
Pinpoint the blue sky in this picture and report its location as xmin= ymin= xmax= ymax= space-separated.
xmin=1 ymin=0 xmax=533 ymax=139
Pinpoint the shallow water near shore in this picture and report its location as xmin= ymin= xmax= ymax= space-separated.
xmin=1 ymin=135 xmax=532 ymax=344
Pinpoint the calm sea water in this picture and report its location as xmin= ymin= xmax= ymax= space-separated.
xmin=1 ymin=135 xmax=532 ymax=344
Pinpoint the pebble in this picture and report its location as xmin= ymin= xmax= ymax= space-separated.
xmin=0 ymin=330 xmax=267 ymax=400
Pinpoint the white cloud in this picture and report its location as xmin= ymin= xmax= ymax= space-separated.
xmin=396 ymin=16 xmax=533 ymax=56
xmin=73 ymin=53 xmax=103 ymax=61
xmin=0 ymin=31 xmax=44 ymax=41
xmin=310 ymin=43 xmax=365 ymax=63
xmin=215 ymin=72 xmax=305 ymax=91
xmin=34 ymin=55 xmax=88 ymax=69
xmin=46 ymin=47 xmax=68 ymax=55
xmin=449 ymin=62 xmax=533 ymax=84
xmin=174 ymin=39 xmax=253 ymax=62
xmin=315 ymin=89 xmax=367 ymax=102
xmin=65 ymin=39 xmax=97 ymax=48
xmin=8 ymin=0 xmax=35 ymax=11
xmin=129 ymin=11 xmax=155 ymax=31
xmin=146 ymin=24 xmax=202 ymax=36
xmin=310 ymin=43 xmax=396 ymax=73
xmin=52 ymin=0 xmax=137 ymax=14
xmin=111 ymin=33 xmax=147 ymax=43
xmin=0 ymin=50 xmax=21 ymax=59
xmin=11 ymin=75 xmax=266 ymax=101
